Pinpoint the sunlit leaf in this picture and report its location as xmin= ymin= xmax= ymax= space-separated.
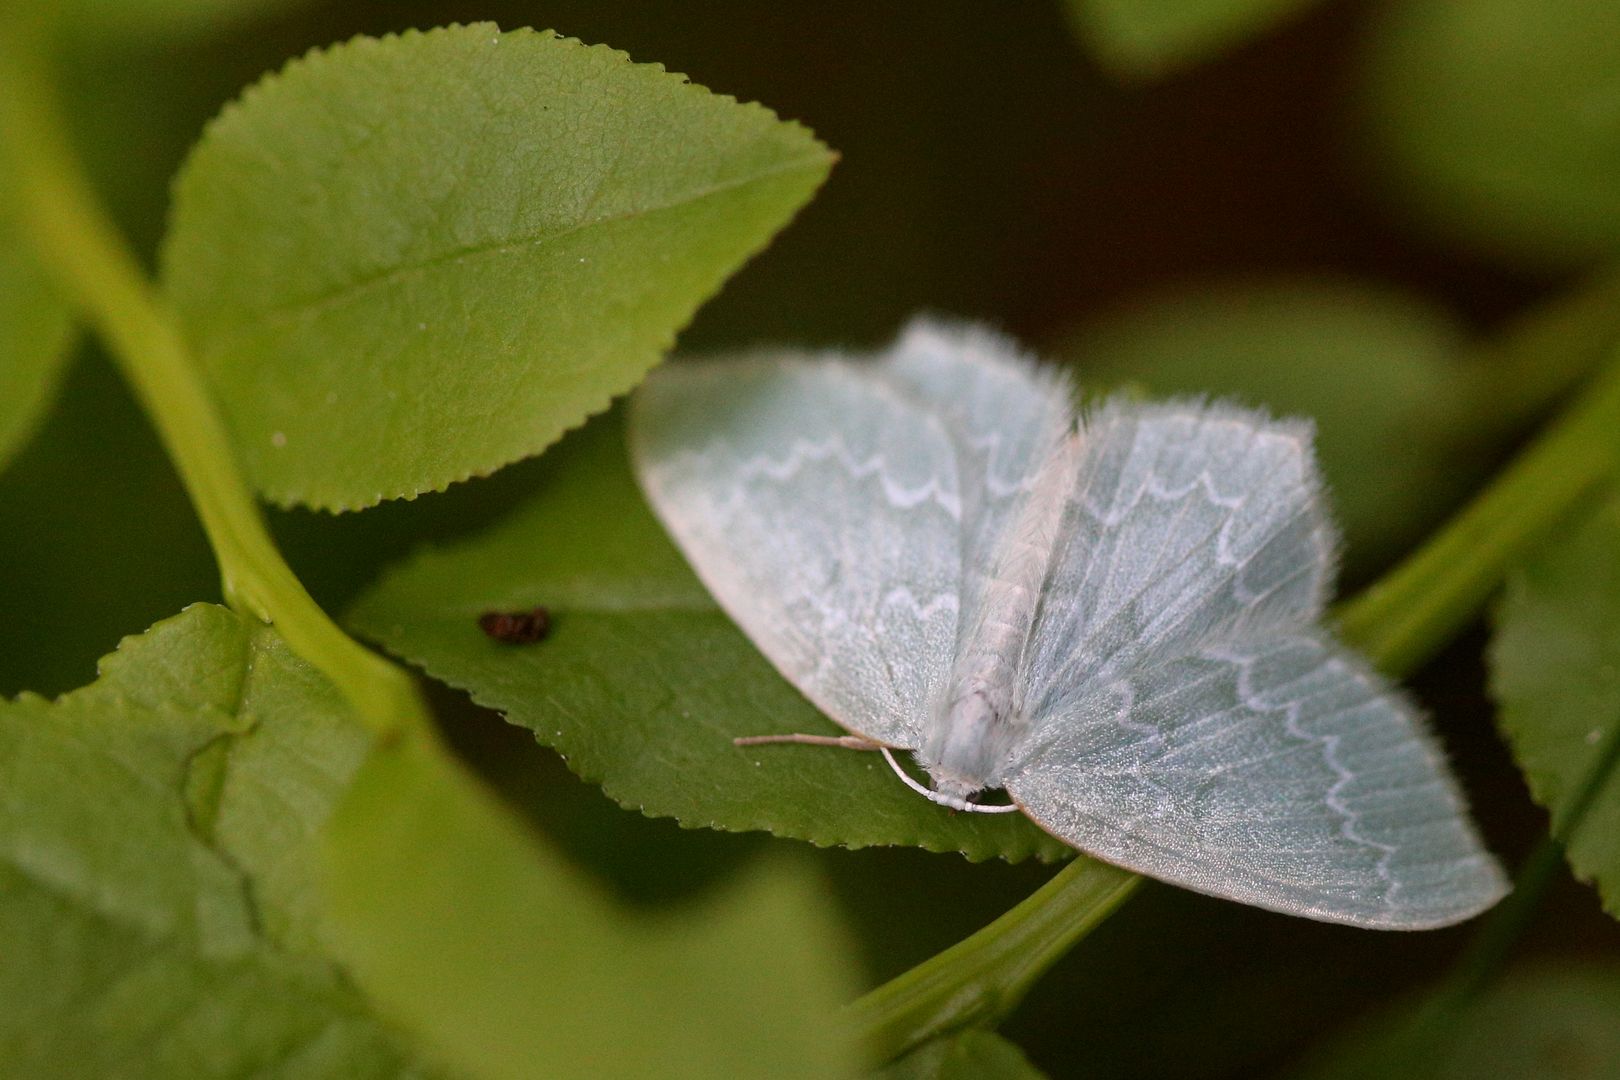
xmin=350 ymin=413 xmax=1069 ymax=864
xmin=163 ymin=23 xmax=833 ymax=511
xmin=1490 ymin=493 xmax=1620 ymax=918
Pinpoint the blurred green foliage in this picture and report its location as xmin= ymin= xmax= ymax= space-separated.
xmin=879 ymin=1030 xmax=1049 ymax=1079
xmin=1300 ymin=965 xmax=1620 ymax=1080
xmin=0 ymin=202 xmax=73 ymax=471
xmin=1357 ymin=0 xmax=1620 ymax=272
xmin=1064 ymin=0 xmax=1320 ymax=78
xmin=323 ymin=696 xmax=858 ymax=1080
xmin=1063 ymin=277 xmax=1472 ymax=576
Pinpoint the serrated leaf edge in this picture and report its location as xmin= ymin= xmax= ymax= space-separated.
xmin=158 ymin=22 xmax=835 ymax=514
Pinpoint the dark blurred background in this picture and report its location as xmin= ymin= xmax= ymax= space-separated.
xmin=5 ymin=2 xmax=1619 ymax=1076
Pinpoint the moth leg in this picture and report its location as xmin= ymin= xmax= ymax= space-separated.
xmin=732 ymin=733 xmax=882 ymax=750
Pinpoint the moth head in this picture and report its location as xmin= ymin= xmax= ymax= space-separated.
xmin=920 ymin=685 xmax=1016 ymax=789
xmin=926 ymin=770 xmax=983 ymax=806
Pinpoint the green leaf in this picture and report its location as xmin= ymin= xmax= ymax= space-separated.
xmin=1298 ymin=965 xmax=1620 ymax=1080
xmin=350 ymin=413 xmax=1069 ymax=864
xmin=1063 ymin=0 xmax=1321 ymax=79
xmin=0 ymin=604 xmax=431 ymax=1078
xmin=877 ymin=1030 xmax=1048 ymax=1079
xmin=162 ymin=23 xmax=834 ymax=512
xmin=1357 ymin=0 xmax=1620 ymax=272
xmin=0 ymin=206 xmax=73 ymax=474
xmin=323 ymin=731 xmax=859 ymax=1080
xmin=1 ymin=602 xmax=860 ymax=1079
xmin=1062 ymin=278 xmax=1472 ymax=572
xmin=1489 ymin=494 xmax=1620 ymax=918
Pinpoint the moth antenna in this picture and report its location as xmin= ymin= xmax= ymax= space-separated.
xmin=878 ymin=746 xmax=1021 ymax=814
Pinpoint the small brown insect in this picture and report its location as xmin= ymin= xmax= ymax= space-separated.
xmin=478 ymin=606 xmax=551 ymax=644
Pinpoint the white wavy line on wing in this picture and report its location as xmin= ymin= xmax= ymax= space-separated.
xmin=878 ymin=586 xmax=959 ymax=623
xmin=1071 ymin=679 xmax=1174 ymax=821
xmin=965 ymin=430 xmax=1050 ymax=499
xmin=1052 ymin=475 xmax=1322 ymax=676
xmin=1036 ymin=477 xmax=1269 ymax=693
xmin=1228 ymin=524 xmax=1327 ymax=607
xmin=694 ymin=435 xmax=963 ymax=519
xmin=779 ymin=585 xmax=941 ymax=738
xmin=1213 ymin=644 xmax=1401 ymax=905
xmin=1079 ymin=468 xmax=1247 ymax=529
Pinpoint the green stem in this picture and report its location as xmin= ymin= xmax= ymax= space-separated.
xmin=852 ymin=335 xmax=1620 ymax=1063
xmin=845 ymin=860 xmax=1139 ymax=1062
xmin=0 ymin=37 xmax=424 ymax=738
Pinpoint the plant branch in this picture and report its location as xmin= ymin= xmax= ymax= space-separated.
xmin=0 ymin=36 xmax=425 ymax=738
xmin=846 ymin=860 xmax=1138 ymax=1062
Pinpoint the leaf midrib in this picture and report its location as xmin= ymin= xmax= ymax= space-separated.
xmin=207 ymin=149 xmax=831 ymax=337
